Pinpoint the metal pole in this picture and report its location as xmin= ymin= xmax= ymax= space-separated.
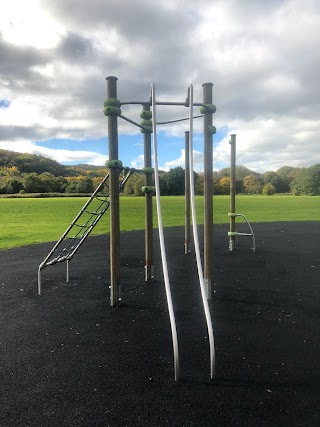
xmin=106 ymin=76 xmax=121 ymax=307
xmin=229 ymin=134 xmax=236 ymax=252
xmin=151 ymin=83 xmax=180 ymax=381
xmin=184 ymin=131 xmax=191 ymax=254
xmin=143 ymin=104 xmax=154 ymax=281
xmin=189 ymin=84 xmax=215 ymax=379
xmin=203 ymin=83 xmax=214 ymax=300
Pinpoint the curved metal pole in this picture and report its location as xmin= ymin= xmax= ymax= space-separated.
xmin=236 ymin=213 xmax=256 ymax=252
xmin=188 ymin=84 xmax=215 ymax=379
xmin=151 ymin=83 xmax=180 ymax=381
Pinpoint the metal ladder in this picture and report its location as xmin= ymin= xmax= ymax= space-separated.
xmin=37 ymin=168 xmax=134 ymax=294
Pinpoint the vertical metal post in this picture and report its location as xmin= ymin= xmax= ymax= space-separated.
xmin=229 ymin=134 xmax=236 ymax=251
xmin=203 ymin=83 xmax=214 ymax=300
xmin=143 ymin=104 xmax=154 ymax=281
xmin=66 ymin=259 xmax=70 ymax=283
xmin=184 ymin=131 xmax=191 ymax=254
xmin=106 ymin=76 xmax=121 ymax=307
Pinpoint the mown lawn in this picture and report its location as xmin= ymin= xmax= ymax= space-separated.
xmin=0 ymin=195 xmax=319 ymax=250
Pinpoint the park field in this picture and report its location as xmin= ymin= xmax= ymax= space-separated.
xmin=0 ymin=195 xmax=319 ymax=250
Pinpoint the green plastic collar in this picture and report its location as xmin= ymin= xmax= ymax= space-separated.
xmin=103 ymin=98 xmax=122 ymax=116
xmin=200 ymin=104 xmax=216 ymax=114
xmin=105 ymin=160 xmax=123 ymax=169
xmin=140 ymin=111 xmax=152 ymax=119
xmin=140 ymin=119 xmax=153 ymax=134
xmin=142 ymin=167 xmax=154 ymax=174
xmin=104 ymin=98 xmax=121 ymax=107
xmin=207 ymin=126 xmax=217 ymax=135
xmin=142 ymin=186 xmax=156 ymax=194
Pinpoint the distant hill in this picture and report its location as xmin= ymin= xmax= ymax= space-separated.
xmin=0 ymin=149 xmax=103 ymax=177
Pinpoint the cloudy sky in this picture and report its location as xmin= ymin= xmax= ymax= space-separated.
xmin=1 ymin=0 xmax=320 ymax=172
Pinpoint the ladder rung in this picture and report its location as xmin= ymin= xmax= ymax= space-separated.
xmin=84 ymin=210 xmax=100 ymax=216
xmin=95 ymin=196 xmax=109 ymax=202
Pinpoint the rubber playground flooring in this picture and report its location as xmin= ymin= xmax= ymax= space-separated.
xmin=1 ymin=222 xmax=320 ymax=426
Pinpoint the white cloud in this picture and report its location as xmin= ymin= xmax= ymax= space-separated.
xmin=0 ymin=140 xmax=106 ymax=165
xmin=0 ymin=0 xmax=63 ymax=48
xmin=161 ymin=149 xmax=204 ymax=172
xmin=1 ymin=0 xmax=320 ymax=172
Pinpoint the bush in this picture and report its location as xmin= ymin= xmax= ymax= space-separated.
xmin=262 ymin=183 xmax=276 ymax=195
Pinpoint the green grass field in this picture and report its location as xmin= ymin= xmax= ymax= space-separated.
xmin=0 ymin=195 xmax=319 ymax=250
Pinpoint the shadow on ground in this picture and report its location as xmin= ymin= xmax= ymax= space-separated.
xmin=1 ymin=222 xmax=320 ymax=426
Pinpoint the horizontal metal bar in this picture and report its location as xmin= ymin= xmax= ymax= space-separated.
xmin=120 ymin=101 xmax=206 ymax=107
xmin=120 ymin=101 xmax=150 ymax=105
xmin=157 ymin=115 xmax=203 ymax=125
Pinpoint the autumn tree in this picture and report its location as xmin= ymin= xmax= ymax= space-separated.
xmin=219 ymin=176 xmax=231 ymax=195
xmin=242 ymin=175 xmax=263 ymax=194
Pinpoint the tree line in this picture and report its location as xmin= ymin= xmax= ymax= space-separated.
xmin=0 ymin=149 xmax=107 ymax=194
xmin=124 ymin=164 xmax=320 ymax=196
xmin=0 ymin=149 xmax=319 ymax=196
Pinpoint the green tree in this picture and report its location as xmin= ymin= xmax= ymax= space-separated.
xmin=65 ymin=179 xmax=79 ymax=193
xmin=276 ymin=166 xmax=303 ymax=192
xmin=262 ymin=183 xmax=276 ymax=195
xmin=291 ymin=164 xmax=320 ymax=195
xmin=243 ymin=175 xmax=263 ymax=194
xmin=0 ymin=177 xmax=23 ymax=194
xmin=123 ymin=174 xmax=144 ymax=196
xmin=22 ymin=173 xmax=43 ymax=193
xmin=262 ymin=171 xmax=286 ymax=193
xmin=160 ymin=167 xmax=185 ymax=195
xmin=195 ymin=173 xmax=204 ymax=195
xmin=77 ymin=177 xmax=94 ymax=193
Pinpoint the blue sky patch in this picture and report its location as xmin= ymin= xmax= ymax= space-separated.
xmin=0 ymin=99 xmax=10 ymax=109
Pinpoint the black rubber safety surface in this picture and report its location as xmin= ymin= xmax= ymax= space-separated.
xmin=1 ymin=222 xmax=320 ymax=426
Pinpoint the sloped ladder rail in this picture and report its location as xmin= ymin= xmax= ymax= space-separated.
xmin=37 ymin=169 xmax=134 ymax=295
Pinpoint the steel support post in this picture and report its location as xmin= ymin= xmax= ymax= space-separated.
xmin=143 ymin=104 xmax=154 ymax=281
xmin=203 ymin=83 xmax=214 ymax=299
xmin=229 ymin=134 xmax=236 ymax=251
xmin=184 ymin=131 xmax=191 ymax=254
xmin=106 ymin=76 xmax=121 ymax=306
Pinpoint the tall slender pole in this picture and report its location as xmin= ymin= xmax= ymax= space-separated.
xmin=189 ymin=84 xmax=215 ymax=379
xmin=106 ymin=76 xmax=121 ymax=307
xmin=151 ymin=83 xmax=179 ymax=381
xmin=229 ymin=134 xmax=236 ymax=251
xmin=202 ymin=83 xmax=214 ymax=300
xmin=184 ymin=131 xmax=191 ymax=254
xmin=142 ymin=104 xmax=154 ymax=281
